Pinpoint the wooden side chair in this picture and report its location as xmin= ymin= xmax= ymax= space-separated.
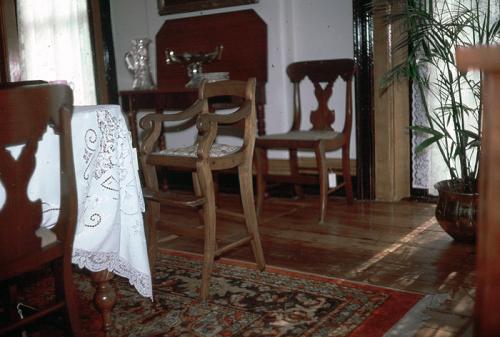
xmin=255 ymin=59 xmax=356 ymax=224
xmin=0 ymin=84 xmax=81 ymax=336
xmin=140 ymin=78 xmax=265 ymax=300
xmin=0 ymin=80 xmax=48 ymax=89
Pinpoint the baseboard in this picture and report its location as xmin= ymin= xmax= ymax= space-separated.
xmin=264 ymin=158 xmax=357 ymax=176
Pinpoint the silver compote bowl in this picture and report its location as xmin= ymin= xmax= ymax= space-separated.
xmin=165 ymin=45 xmax=224 ymax=88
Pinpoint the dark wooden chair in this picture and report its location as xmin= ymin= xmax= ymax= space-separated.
xmin=456 ymin=46 xmax=500 ymax=337
xmin=0 ymin=80 xmax=48 ymax=89
xmin=255 ymin=59 xmax=356 ymax=224
xmin=0 ymin=83 xmax=81 ymax=336
xmin=140 ymin=78 xmax=265 ymax=300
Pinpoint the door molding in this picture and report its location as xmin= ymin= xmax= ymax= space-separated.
xmin=353 ymin=0 xmax=375 ymax=199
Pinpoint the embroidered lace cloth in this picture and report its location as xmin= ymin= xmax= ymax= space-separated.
xmin=0 ymin=105 xmax=152 ymax=299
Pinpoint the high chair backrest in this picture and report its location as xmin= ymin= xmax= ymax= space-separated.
xmin=197 ymin=78 xmax=257 ymax=156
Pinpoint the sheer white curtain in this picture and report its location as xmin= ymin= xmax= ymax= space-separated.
xmin=17 ymin=0 xmax=96 ymax=105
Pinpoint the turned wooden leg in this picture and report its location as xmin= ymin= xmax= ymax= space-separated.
xmin=91 ymin=270 xmax=116 ymax=337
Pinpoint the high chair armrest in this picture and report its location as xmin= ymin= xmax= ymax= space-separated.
xmin=139 ymin=99 xmax=204 ymax=129
xmin=197 ymin=100 xmax=252 ymax=126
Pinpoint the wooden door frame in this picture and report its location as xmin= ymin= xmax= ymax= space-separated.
xmin=353 ymin=0 xmax=375 ymax=200
xmin=0 ymin=0 xmax=20 ymax=82
xmin=87 ymin=0 xmax=118 ymax=104
xmin=353 ymin=0 xmax=411 ymax=201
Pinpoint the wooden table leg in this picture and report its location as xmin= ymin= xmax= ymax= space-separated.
xmin=91 ymin=270 xmax=116 ymax=337
xmin=126 ymin=96 xmax=139 ymax=149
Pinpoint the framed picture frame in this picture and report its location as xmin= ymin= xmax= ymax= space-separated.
xmin=158 ymin=0 xmax=258 ymax=16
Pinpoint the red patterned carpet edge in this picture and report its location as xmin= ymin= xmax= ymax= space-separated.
xmin=9 ymin=248 xmax=425 ymax=336
xmin=159 ymin=248 xmax=424 ymax=337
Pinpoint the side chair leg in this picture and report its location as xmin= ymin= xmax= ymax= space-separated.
xmin=290 ymin=149 xmax=304 ymax=199
xmin=63 ymin=259 xmax=82 ymax=337
xmin=315 ymin=143 xmax=328 ymax=224
xmin=142 ymin=161 xmax=161 ymax=269
xmin=197 ymin=165 xmax=217 ymax=301
xmin=146 ymin=200 xmax=160 ymax=269
xmin=53 ymin=258 xmax=81 ymax=336
xmin=255 ymin=147 xmax=266 ymax=219
xmin=239 ymin=164 xmax=266 ymax=271
xmin=342 ymin=144 xmax=354 ymax=204
xmin=5 ymin=283 xmax=18 ymax=322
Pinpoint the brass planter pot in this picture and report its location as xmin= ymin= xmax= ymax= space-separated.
xmin=434 ymin=179 xmax=478 ymax=243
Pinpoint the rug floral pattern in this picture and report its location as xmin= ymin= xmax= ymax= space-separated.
xmin=14 ymin=252 xmax=422 ymax=337
xmin=76 ymin=252 xmax=421 ymax=337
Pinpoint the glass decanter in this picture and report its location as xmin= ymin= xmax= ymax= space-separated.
xmin=125 ymin=38 xmax=155 ymax=90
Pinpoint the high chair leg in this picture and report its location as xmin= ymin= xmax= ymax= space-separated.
xmin=238 ymin=164 xmax=266 ymax=270
xmin=198 ymin=164 xmax=217 ymax=300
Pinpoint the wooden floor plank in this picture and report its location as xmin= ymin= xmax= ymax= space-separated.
xmin=157 ymin=193 xmax=475 ymax=337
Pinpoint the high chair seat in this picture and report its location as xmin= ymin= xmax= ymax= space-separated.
xmin=157 ymin=143 xmax=240 ymax=158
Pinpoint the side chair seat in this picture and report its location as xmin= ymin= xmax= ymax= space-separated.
xmin=35 ymin=227 xmax=58 ymax=247
xmin=257 ymin=130 xmax=344 ymax=147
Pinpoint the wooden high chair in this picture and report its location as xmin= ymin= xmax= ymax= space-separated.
xmin=139 ymin=78 xmax=265 ymax=300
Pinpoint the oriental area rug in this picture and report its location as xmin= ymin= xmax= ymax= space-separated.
xmin=16 ymin=250 xmax=424 ymax=337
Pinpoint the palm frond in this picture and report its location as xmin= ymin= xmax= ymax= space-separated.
xmin=376 ymin=0 xmax=500 ymax=184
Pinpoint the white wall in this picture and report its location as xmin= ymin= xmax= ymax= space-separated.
xmin=110 ymin=0 xmax=355 ymax=158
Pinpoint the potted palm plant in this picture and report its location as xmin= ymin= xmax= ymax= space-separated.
xmin=380 ymin=0 xmax=500 ymax=242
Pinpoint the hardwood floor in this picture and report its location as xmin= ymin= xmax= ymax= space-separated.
xmin=158 ymin=193 xmax=476 ymax=337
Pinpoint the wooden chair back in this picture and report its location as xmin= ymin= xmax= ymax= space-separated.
xmin=287 ymin=59 xmax=356 ymax=133
xmin=0 ymin=83 xmax=81 ymax=336
xmin=255 ymin=59 xmax=356 ymax=223
xmin=0 ymin=84 xmax=75 ymax=270
xmin=197 ymin=79 xmax=257 ymax=161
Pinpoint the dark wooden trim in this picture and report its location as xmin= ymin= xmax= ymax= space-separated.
xmin=158 ymin=0 xmax=258 ymax=15
xmin=87 ymin=0 xmax=118 ymax=104
xmin=0 ymin=3 xmax=7 ymax=82
xmin=0 ymin=0 xmax=20 ymax=82
xmin=352 ymin=0 xmax=375 ymax=200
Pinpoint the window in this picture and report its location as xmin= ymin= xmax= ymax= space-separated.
xmin=0 ymin=0 xmax=117 ymax=104
xmin=17 ymin=0 xmax=96 ymax=104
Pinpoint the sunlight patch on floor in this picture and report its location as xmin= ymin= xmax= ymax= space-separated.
xmin=347 ymin=217 xmax=436 ymax=278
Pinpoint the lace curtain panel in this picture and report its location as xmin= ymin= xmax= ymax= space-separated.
xmin=16 ymin=0 xmax=96 ymax=105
